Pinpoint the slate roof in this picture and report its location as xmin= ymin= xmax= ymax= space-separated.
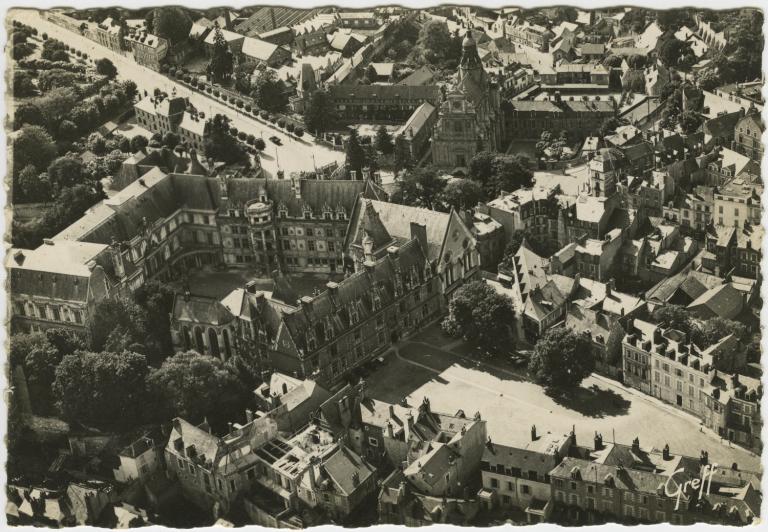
xmin=241 ymin=36 xmax=282 ymax=61
xmin=172 ymin=294 xmax=236 ymax=326
xmin=329 ymin=83 xmax=439 ymax=103
xmin=321 ymin=445 xmax=375 ymax=496
xmin=687 ymin=283 xmax=744 ymax=319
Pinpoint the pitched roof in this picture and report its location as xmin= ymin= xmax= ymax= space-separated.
xmin=241 ymin=36 xmax=282 ymax=61
xmin=172 ymin=294 xmax=236 ymax=326
xmin=328 ymin=83 xmax=439 ymax=102
xmin=322 ymin=445 xmax=375 ymax=496
xmin=687 ymin=283 xmax=744 ymax=319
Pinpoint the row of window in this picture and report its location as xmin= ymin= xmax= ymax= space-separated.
xmin=16 ymin=301 xmax=83 ymax=324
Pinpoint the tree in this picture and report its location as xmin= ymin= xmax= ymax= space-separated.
xmin=133 ymin=280 xmax=176 ymax=360
xmin=441 ymin=178 xmax=484 ymax=211
xmin=38 ymin=69 xmax=82 ymax=92
xmin=251 ymin=68 xmax=288 ymax=113
xmin=17 ymin=164 xmax=52 ymax=203
xmin=651 ymin=305 xmax=693 ymax=334
xmin=679 ymin=111 xmax=703 ymax=134
xmin=204 ymin=114 xmax=247 ymax=164
xmin=391 ymin=134 xmax=412 ymax=171
xmin=148 ymin=351 xmax=247 ymax=422
xmin=442 ymin=280 xmax=516 ymax=354
xmin=691 ymin=317 xmax=748 ymax=348
xmin=13 ymin=71 xmax=35 ymax=97
xmin=12 ymin=125 xmax=58 ymax=176
xmin=89 ymin=298 xmax=149 ymax=354
xmin=14 ymin=102 xmax=44 ymax=130
xmin=163 ymin=131 xmax=180 ymax=149
xmin=58 ymin=119 xmax=78 ymax=141
xmin=411 ymin=20 xmax=461 ymax=68
xmin=12 ymin=42 xmax=35 ymax=61
xmin=657 ymin=35 xmax=696 ymax=70
xmin=603 ymin=55 xmax=622 ymax=69
xmin=488 ymin=154 xmax=533 ymax=198
xmin=207 ymin=25 xmax=234 ymax=83
xmin=254 ymin=137 xmax=266 ymax=151
xmin=392 ymin=165 xmax=446 ymax=209
xmin=122 ymin=79 xmax=138 ymax=101
xmin=303 ymin=90 xmax=336 ymax=134
xmin=345 ymin=129 xmax=367 ymax=178
xmin=149 ymin=7 xmax=193 ymax=45
xmin=10 ymin=332 xmax=61 ymax=414
xmin=374 ymin=125 xmax=394 ymax=155
xmin=468 ymin=150 xmax=496 ymax=182
xmin=53 ymin=350 xmax=149 ymax=428
xmin=130 ymin=134 xmax=149 ymax=153
xmin=34 ymin=86 xmax=79 ymax=132
xmin=47 ymin=156 xmax=85 ymax=190
xmin=528 ymin=327 xmax=595 ymax=390
xmin=95 ymin=57 xmax=118 ymax=78
xmin=234 ymin=60 xmax=257 ymax=93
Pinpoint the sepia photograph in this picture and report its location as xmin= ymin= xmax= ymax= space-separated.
xmin=3 ymin=3 xmax=765 ymax=528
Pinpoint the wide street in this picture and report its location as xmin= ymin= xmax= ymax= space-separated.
xmin=366 ymin=325 xmax=761 ymax=472
xmin=12 ymin=9 xmax=345 ymax=178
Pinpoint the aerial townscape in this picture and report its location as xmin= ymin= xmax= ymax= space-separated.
xmin=5 ymin=4 xmax=765 ymax=528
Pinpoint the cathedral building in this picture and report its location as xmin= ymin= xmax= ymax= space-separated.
xmin=432 ymin=34 xmax=503 ymax=168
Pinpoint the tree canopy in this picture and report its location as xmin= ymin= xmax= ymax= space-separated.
xmin=149 ymin=7 xmax=193 ymax=45
xmin=442 ymin=280 xmax=516 ymax=355
xmin=251 ymin=68 xmax=288 ymax=113
xmin=468 ymin=151 xmax=534 ymax=198
xmin=528 ymin=327 xmax=595 ymax=390
xmin=303 ymin=90 xmax=336 ymax=134
xmin=148 ymin=351 xmax=247 ymax=423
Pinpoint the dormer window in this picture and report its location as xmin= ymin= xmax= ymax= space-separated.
xmin=279 ymin=209 xmax=287 ymax=218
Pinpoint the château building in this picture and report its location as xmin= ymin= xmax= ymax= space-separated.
xmin=432 ymin=34 xmax=503 ymax=168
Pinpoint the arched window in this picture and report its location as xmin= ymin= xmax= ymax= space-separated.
xmin=194 ymin=327 xmax=205 ymax=354
xmin=222 ymin=329 xmax=232 ymax=360
xmin=183 ymin=326 xmax=192 ymax=350
xmin=208 ymin=328 xmax=220 ymax=358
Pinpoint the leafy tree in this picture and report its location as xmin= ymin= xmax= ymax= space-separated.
xmin=411 ymin=20 xmax=461 ymax=68
xmin=488 ymin=154 xmax=534 ymax=198
xmin=375 ymin=125 xmax=394 ymax=155
xmin=163 ymin=131 xmax=180 ymax=149
xmin=149 ymin=7 xmax=193 ymax=45
xmin=130 ymin=134 xmax=149 ymax=153
xmin=691 ymin=317 xmax=748 ymax=348
xmin=12 ymin=125 xmax=58 ymax=177
xmin=133 ymin=280 xmax=176 ymax=359
xmin=392 ymin=165 xmax=446 ymax=209
xmin=251 ymin=68 xmax=288 ymax=113
xmin=14 ymin=102 xmax=45 ymax=130
xmin=393 ymin=134 xmax=413 ymax=171
xmin=17 ymin=164 xmax=52 ymax=203
xmin=656 ymin=9 xmax=695 ymax=32
xmin=58 ymin=119 xmax=78 ymax=141
xmin=345 ymin=129 xmax=367 ymax=178
xmin=657 ymin=35 xmax=696 ymax=70
xmin=10 ymin=333 xmax=60 ymax=414
xmin=38 ymin=69 xmax=82 ymax=92
xmin=122 ymin=79 xmax=138 ymax=101
xmin=13 ymin=71 xmax=35 ymax=97
xmin=603 ymin=55 xmax=622 ymax=69
xmin=233 ymin=60 xmax=257 ymax=93
xmin=12 ymin=42 xmax=35 ymax=61
xmin=207 ymin=25 xmax=234 ymax=83
xmin=442 ymin=280 xmax=516 ymax=354
xmin=96 ymin=57 xmax=118 ymax=78
xmin=441 ymin=178 xmax=484 ymax=211
xmin=148 ymin=351 xmax=247 ymax=422
xmin=47 ymin=156 xmax=85 ymax=190
xmin=712 ymin=10 xmax=763 ymax=84
xmin=528 ymin=327 xmax=595 ymax=390
xmin=204 ymin=114 xmax=247 ymax=164
xmin=303 ymin=90 xmax=336 ymax=134
xmin=679 ymin=111 xmax=703 ymax=134
xmin=468 ymin=150 xmax=496 ymax=181
xmin=651 ymin=304 xmax=693 ymax=334
xmin=53 ymin=350 xmax=149 ymax=428
xmin=254 ymin=137 xmax=266 ymax=151
xmin=89 ymin=298 xmax=149 ymax=354
xmin=34 ymin=87 xmax=79 ymax=132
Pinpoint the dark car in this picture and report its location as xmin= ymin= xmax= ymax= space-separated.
xmin=269 ymin=136 xmax=282 ymax=145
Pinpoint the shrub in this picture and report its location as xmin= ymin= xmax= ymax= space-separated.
xmin=205 ymin=86 xmax=212 ymax=93
xmin=244 ymin=104 xmax=251 ymax=112
xmin=229 ymin=127 xmax=238 ymax=136
xmin=213 ymin=90 xmax=220 ymax=97
xmin=294 ymin=127 xmax=304 ymax=137
xmin=247 ymin=134 xmax=255 ymax=145
xmin=254 ymin=138 xmax=266 ymax=150
xmin=286 ymin=123 xmax=295 ymax=133
xmin=75 ymin=50 xmax=82 ymax=57
xmin=277 ymin=118 xmax=286 ymax=128
xmin=238 ymin=131 xmax=246 ymax=141
xmin=222 ymin=95 xmax=228 ymax=102
xmin=82 ymin=53 xmax=88 ymax=60
xmin=236 ymin=100 xmax=243 ymax=108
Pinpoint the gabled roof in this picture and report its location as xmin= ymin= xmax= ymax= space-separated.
xmin=241 ymin=36 xmax=282 ymax=61
xmin=322 ymin=445 xmax=375 ymax=496
xmin=687 ymin=283 xmax=743 ymax=319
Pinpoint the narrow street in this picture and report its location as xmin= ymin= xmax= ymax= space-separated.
xmin=12 ymin=8 xmax=345 ymax=178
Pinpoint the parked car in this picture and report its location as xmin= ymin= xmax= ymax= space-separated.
xmin=269 ymin=136 xmax=282 ymax=145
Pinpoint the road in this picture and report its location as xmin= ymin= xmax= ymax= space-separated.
xmin=367 ymin=339 xmax=761 ymax=472
xmin=12 ymin=8 xmax=345 ymax=178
